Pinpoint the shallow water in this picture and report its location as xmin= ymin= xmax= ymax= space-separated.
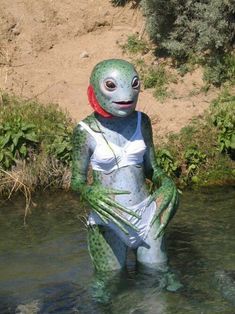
xmin=0 ymin=187 xmax=234 ymax=313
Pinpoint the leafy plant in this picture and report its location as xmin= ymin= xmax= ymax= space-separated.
xmin=0 ymin=94 xmax=74 ymax=170
xmin=0 ymin=118 xmax=38 ymax=169
xmin=211 ymin=91 xmax=235 ymax=154
xmin=184 ymin=146 xmax=207 ymax=182
xmin=155 ymin=148 xmax=179 ymax=176
xmin=48 ymin=124 xmax=73 ymax=166
xmin=0 ymin=147 xmax=15 ymax=170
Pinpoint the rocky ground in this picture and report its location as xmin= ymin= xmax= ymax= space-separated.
xmin=0 ymin=0 xmax=219 ymax=140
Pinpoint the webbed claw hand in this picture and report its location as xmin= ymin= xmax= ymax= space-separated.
xmin=148 ymin=176 xmax=179 ymax=239
xmin=80 ymin=184 xmax=140 ymax=234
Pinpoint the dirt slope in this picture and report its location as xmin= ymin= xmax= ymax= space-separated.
xmin=0 ymin=0 xmax=217 ymax=139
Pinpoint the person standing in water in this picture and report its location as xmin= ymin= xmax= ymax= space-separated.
xmin=71 ymin=59 xmax=179 ymax=272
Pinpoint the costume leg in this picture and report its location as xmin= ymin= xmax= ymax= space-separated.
xmin=136 ymin=220 xmax=168 ymax=269
xmin=87 ymin=225 xmax=127 ymax=272
xmin=137 ymin=222 xmax=183 ymax=292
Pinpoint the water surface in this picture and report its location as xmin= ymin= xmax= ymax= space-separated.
xmin=0 ymin=187 xmax=234 ymax=313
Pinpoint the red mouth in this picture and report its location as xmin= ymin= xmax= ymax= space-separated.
xmin=113 ymin=101 xmax=133 ymax=108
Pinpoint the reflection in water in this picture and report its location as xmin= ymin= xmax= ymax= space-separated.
xmin=0 ymin=187 xmax=234 ymax=313
xmin=214 ymin=270 xmax=235 ymax=306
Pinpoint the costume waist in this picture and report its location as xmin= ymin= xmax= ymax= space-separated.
xmin=88 ymin=196 xmax=156 ymax=248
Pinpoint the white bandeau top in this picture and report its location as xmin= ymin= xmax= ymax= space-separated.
xmin=79 ymin=112 xmax=147 ymax=173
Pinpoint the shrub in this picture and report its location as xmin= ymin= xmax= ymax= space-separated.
xmin=142 ymin=0 xmax=235 ymax=59
xmin=141 ymin=0 xmax=235 ymax=86
xmin=210 ymin=90 xmax=235 ymax=155
xmin=183 ymin=146 xmax=207 ymax=183
xmin=203 ymin=53 xmax=235 ymax=86
xmin=121 ymin=35 xmax=150 ymax=55
xmin=155 ymin=90 xmax=235 ymax=186
xmin=0 ymin=94 xmax=74 ymax=170
xmin=155 ymin=148 xmax=179 ymax=177
xmin=0 ymin=118 xmax=38 ymax=169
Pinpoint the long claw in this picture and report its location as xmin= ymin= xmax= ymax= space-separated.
xmin=150 ymin=195 xmax=172 ymax=227
xmin=108 ymin=188 xmax=131 ymax=195
xmin=92 ymin=204 xmax=130 ymax=234
xmin=154 ymin=222 xmax=164 ymax=239
xmin=104 ymin=198 xmax=141 ymax=219
xmin=93 ymin=209 xmax=109 ymax=224
xmin=147 ymin=197 xmax=153 ymax=208
xmin=154 ymin=190 xmax=177 ymax=239
xmin=98 ymin=201 xmax=139 ymax=232
xmin=147 ymin=194 xmax=157 ymax=207
xmin=150 ymin=184 xmax=176 ymax=226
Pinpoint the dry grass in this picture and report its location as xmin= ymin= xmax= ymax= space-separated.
xmin=0 ymin=167 xmax=32 ymax=224
xmin=0 ymin=157 xmax=71 ymax=223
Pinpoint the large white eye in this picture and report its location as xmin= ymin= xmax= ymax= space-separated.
xmin=104 ymin=79 xmax=117 ymax=91
xmin=132 ymin=76 xmax=140 ymax=89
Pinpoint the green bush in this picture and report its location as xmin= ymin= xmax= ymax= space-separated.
xmin=0 ymin=94 xmax=74 ymax=170
xmin=142 ymin=0 xmax=234 ymax=59
xmin=141 ymin=0 xmax=235 ymax=86
xmin=48 ymin=124 xmax=73 ymax=165
xmin=0 ymin=118 xmax=38 ymax=169
xmin=155 ymin=148 xmax=179 ymax=177
xmin=210 ymin=90 xmax=235 ymax=154
xmin=203 ymin=53 xmax=235 ymax=86
xmin=121 ymin=35 xmax=149 ymax=55
xmin=183 ymin=146 xmax=207 ymax=183
xmin=155 ymin=90 xmax=235 ymax=186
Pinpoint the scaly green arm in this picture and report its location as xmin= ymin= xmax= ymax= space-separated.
xmin=142 ymin=114 xmax=179 ymax=238
xmin=70 ymin=124 xmax=140 ymax=234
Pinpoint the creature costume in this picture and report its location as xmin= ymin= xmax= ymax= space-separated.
xmin=79 ymin=112 xmax=156 ymax=249
xmin=71 ymin=59 xmax=179 ymax=272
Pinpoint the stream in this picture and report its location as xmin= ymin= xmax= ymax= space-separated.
xmin=0 ymin=186 xmax=234 ymax=313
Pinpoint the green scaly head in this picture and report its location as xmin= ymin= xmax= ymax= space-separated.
xmin=90 ymin=59 xmax=140 ymax=117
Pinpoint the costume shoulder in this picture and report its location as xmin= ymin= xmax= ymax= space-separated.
xmin=139 ymin=111 xmax=151 ymax=127
xmin=75 ymin=113 xmax=100 ymax=134
xmin=82 ymin=113 xmax=96 ymax=125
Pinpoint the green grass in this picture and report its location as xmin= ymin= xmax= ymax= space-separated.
xmin=121 ymin=35 xmax=150 ymax=55
xmin=143 ymin=64 xmax=175 ymax=101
